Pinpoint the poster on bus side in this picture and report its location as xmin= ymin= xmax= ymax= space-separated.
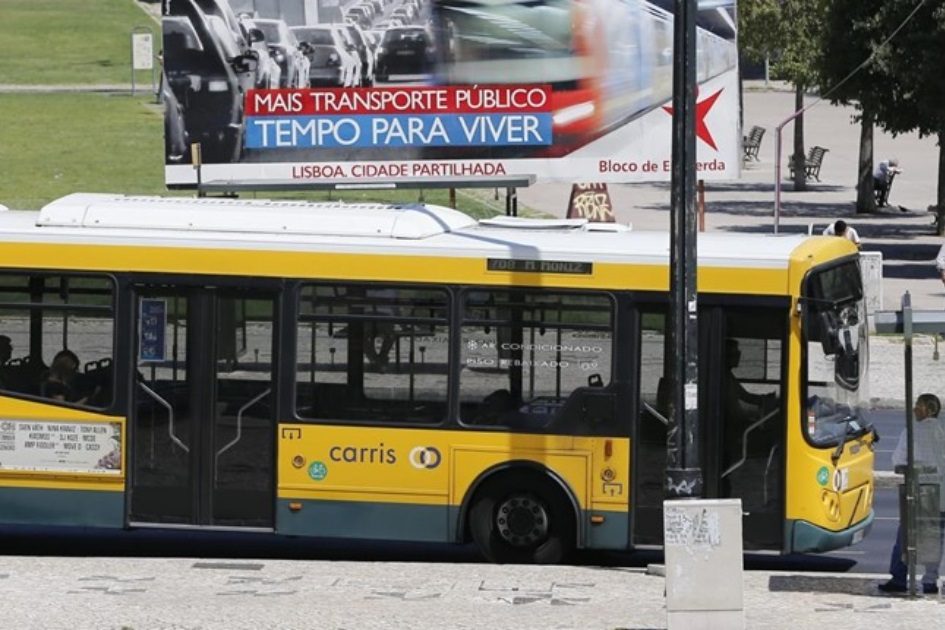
xmin=162 ymin=0 xmax=739 ymax=187
xmin=0 ymin=420 xmax=122 ymax=475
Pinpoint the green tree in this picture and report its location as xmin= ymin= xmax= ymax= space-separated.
xmin=817 ymin=0 xmax=891 ymax=213
xmin=740 ymin=0 xmax=828 ymax=191
xmin=873 ymin=0 xmax=945 ymax=216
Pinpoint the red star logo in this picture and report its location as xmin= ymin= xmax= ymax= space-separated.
xmin=663 ymin=87 xmax=724 ymax=151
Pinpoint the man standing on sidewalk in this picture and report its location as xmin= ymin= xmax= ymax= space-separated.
xmin=878 ymin=393 xmax=945 ymax=594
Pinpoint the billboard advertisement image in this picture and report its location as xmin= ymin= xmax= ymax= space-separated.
xmin=162 ymin=0 xmax=739 ymax=187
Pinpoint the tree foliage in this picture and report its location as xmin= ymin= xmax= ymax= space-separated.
xmin=874 ymin=1 xmax=945 ymax=139
xmin=819 ymin=0 xmax=945 ymax=208
xmin=739 ymin=0 xmax=828 ymax=88
xmin=817 ymin=0 xmax=889 ymax=113
xmin=738 ymin=0 xmax=783 ymax=63
xmin=739 ymin=0 xmax=830 ymax=190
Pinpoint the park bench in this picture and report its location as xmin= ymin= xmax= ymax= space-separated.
xmin=743 ymin=125 xmax=765 ymax=161
xmin=788 ymin=145 xmax=829 ymax=182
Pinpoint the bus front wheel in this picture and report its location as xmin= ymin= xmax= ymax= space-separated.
xmin=469 ymin=476 xmax=574 ymax=564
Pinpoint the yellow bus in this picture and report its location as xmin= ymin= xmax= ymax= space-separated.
xmin=0 ymin=193 xmax=874 ymax=562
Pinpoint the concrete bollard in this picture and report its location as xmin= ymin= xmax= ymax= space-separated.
xmin=664 ymin=498 xmax=744 ymax=630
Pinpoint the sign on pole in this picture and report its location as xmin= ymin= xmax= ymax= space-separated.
xmin=132 ymin=32 xmax=154 ymax=71
xmin=130 ymin=28 xmax=156 ymax=97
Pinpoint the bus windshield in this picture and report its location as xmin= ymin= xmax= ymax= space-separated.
xmin=803 ymin=260 xmax=870 ymax=445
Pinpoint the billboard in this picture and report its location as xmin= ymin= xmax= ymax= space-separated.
xmin=162 ymin=0 xmax=740 ymax=187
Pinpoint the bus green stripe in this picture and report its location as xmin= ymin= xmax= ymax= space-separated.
xmin=0 ymin=486 xmax=124 ymax=528
xmin=277 ymin=499 xmax=629 ymax=549
xmin=277 ymin=499 xmax=449 ymax=542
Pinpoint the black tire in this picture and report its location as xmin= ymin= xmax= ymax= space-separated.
xmin=469 ymin=474 xmax=575 ymax=564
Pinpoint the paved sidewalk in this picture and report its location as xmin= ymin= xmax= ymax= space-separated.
xmin=0 ymin=555 xmax=940 ymax=629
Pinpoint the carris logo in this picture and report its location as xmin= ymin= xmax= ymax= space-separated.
xmin=408 ymin=446 xmax=442 ymax=470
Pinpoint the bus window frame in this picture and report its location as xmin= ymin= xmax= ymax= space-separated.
xmin=456 ymin=286 xmax=617 ymax=433
xmin=0 ymin=270 xmax=118 ymax=413
xmin=292 ymin=280 xmax=453 ymax=429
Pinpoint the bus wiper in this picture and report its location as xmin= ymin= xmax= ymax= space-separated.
xmin=831 ymin=438 xmax=845 ymax=466
xmin=830 ymin=415 xmax=867 ymax=465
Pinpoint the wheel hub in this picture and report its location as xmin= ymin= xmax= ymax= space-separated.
xmin=495 ymin=495 xmax=549 ymax=547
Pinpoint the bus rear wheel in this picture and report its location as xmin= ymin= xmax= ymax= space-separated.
xmin=469 ymin=477 xmax=574 ymax=564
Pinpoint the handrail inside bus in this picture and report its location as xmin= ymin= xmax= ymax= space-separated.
xmin=216 ymin=387 xmax=272 ymax=465
xmin=764 ymin=444 xmax=779 ymax=505
xmin=721 ymin=408 xmax=779 ymax=479
xmin=138 ymin=381 xmax=189 ymax=454
xmin=642 ymin=401 xmax=670 ymax=427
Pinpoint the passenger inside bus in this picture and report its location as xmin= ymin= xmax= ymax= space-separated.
xmin=41 ymin=350 xmax=98 ymax=405
xmin=723 ymin=339 xmax=776 ymax=423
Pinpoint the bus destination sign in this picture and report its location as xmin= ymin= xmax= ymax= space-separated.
xmin=487 ymin=259 xmax=592 ymax=275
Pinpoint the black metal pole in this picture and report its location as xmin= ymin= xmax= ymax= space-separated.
xmin=902 ymin=292 xmax=917 ymax=597
xmin=666 ymin=0 xmax=702 ymax=499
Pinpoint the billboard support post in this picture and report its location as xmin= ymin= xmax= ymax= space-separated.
xmin=192 ymin=143 xmax=204 ymax=197
xmin=505 ymin=188 xmax=518 ymax=217
xmin=666 ymin=0 xmax=702 ymax=500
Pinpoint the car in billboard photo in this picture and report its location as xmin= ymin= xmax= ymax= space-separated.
xmin=340 ymin=22 xmax=375 ymax=86
xmin=238 ymin=15 xmax=282 ymax=88
xmin=345 ymin=5 xmax=374 ymax=30
xmin=254 ymin=18 xmax=309 ymax=88
xmin=290 ymin=24 xmax=359 ymax=87
xmin=375 ymin=18 xmax=405 ymax=30
xmin=163 ymin=0 xmax=254 ymax=163
xmin=391 ymin=3 xmax=418 ymax=24
xmin=161 ymin=70 xmax=189 ymax=164
xmin=290 ymin=25 xmax=360 ymax=87
xmin=374 ymin=26 xmax=434 ymax=83
xmin=205 ymin=14 xmax=259 ymax=92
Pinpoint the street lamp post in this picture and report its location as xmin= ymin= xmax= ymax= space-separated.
xmin=666 ymin=0 xmax=702 ymax=500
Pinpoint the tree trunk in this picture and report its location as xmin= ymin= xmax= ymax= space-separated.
xmin=792 ymin=84 xmax=807 ymax=192
xmin=856 ymin=111 xmax=876 ymax=213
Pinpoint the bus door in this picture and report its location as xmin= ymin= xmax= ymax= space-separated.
xmin=631 ymin=303 xmax=786 ymax=550
xmin=707 ymin=306 xmax=787 ymax=550
xmin=631 ymin=305 xmax=711 ymax=546
xmin=129 ymin=286 xmax=277 ymax=529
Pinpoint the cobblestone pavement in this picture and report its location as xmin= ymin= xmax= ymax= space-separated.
xmin=0 ymin=556 xmax=941 ymax=630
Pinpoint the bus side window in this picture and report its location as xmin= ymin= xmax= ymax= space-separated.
xmin=459 ymin=289 xmax=614 ymax=434
xmin=295 ymin=283 xmax=449 ymax=425
xmin=0 ymin=273 xmax=114 ymax=409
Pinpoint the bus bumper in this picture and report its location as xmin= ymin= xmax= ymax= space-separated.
xmin=787 ymin=509 xmax=875 ymax=553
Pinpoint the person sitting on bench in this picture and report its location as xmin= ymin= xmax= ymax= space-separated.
xmin=873 ymin=158 xmax=903 ymax=210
